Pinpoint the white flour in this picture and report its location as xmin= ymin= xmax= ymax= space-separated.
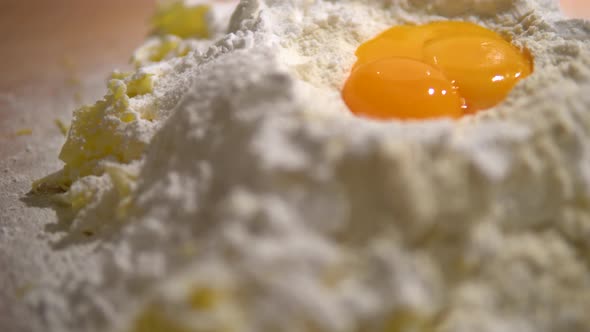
xmin=29 ymin=0 xmax=590 ymax=331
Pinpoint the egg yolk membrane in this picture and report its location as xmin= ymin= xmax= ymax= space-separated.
xmin=342 ymin=21 xmax=533 ymax=120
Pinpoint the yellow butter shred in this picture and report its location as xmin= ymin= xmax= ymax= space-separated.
xmin=128 ymin=283 xmax=245 ymax=332
xmin=132 ymin=36 xmax=191 ymax=67
xmin=55 ymin=119 xmax=70 ymax=136
xmin=68 ymin=188 xmax=95 ymax=213
xmin=15 ymin=283 xmax=33 ymax=300
xmin=126 ymin=74 xmax=155 ymax=98
xmin=131 ymin=307 xmax=195 ymax=332
xmin=383 ymin=309 xmax=435 ymax=332
xmin=110 ymin=71 xmax=133 ymax=80
xmin=106 ymin=165 xmax=137 ymax=219
xmin=31 ymin=170 xmax=71 ymax=194
xmin=57 ymin=81 xmax=141 ymax=183
xmin=30 ymin=0 xmax=210 ymax=213
xmin=188 ymin=287 xmax=224 ymax=310
xmin=15 ymin=129 xmax=33 ymax=136
xmin=152 ymin=1 xmax=211 ymax=39
xmin=34 ymin=70 xmax=154 ymax=196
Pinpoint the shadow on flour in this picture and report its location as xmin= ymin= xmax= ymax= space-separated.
xmin=20 ymin=193 xmax=119 ymax=250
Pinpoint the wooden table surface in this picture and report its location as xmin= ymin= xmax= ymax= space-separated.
xmin=0 ymin=0 xmax=156 ymax=90
xmin=561 ymin=0 xmax=590 ymax=18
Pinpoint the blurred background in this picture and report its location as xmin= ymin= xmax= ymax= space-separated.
xmin=0 ymin=0 xmax=587 ymax=92
xmin=561 ymin=0 xmax=590 ymax=19
xmin=0 ymin=0 xmax=156 ymax=92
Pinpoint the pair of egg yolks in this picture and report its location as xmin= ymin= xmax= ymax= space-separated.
xmin=342 ymin=21 xmax=533 ymax=120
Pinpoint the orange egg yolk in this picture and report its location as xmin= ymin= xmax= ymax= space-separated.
xmin=342 ymin=21 xmax=533 ymax=120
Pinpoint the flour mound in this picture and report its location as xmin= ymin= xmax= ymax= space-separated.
xmin=36 ymin=1 xmax=590 ymax=332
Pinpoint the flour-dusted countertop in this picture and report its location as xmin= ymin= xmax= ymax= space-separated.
xmin=0 ymin=2 xmax=154 ymax=331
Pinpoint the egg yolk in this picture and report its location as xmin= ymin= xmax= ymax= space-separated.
xmin=342 ymin=21 xmax=533 ymax=120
